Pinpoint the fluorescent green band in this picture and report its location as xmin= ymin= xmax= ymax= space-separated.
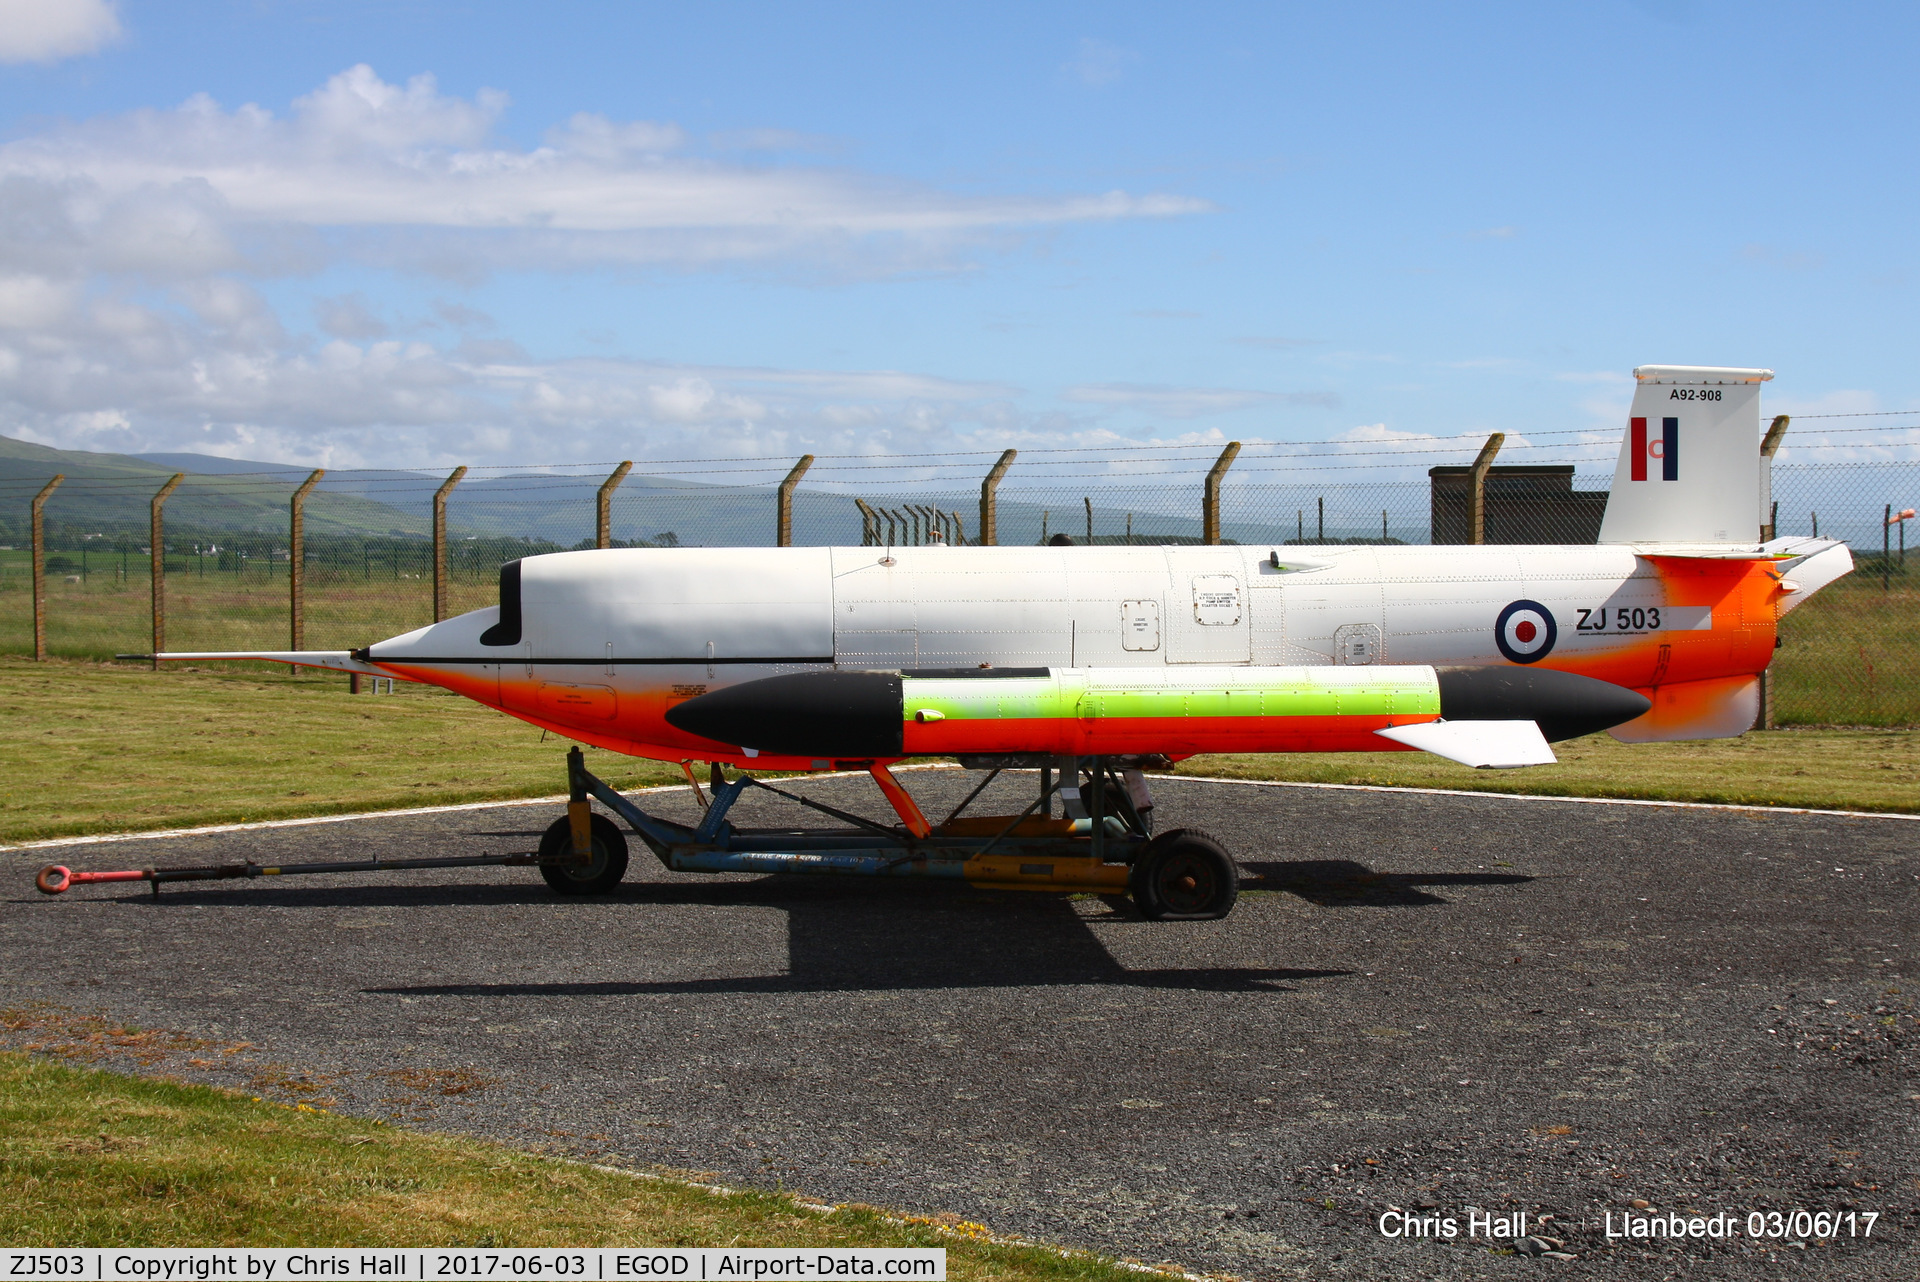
xmin=901 ymin=666 xmax=1440 ymax=723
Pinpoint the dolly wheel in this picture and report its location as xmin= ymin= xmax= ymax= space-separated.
xmin=537 ymin=813 xmax=630 ymax=895
xmin=1130 ymin=829 xmax=1237 ymax=921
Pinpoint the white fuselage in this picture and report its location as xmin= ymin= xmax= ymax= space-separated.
xmin=363 ymin=540 xmax=1835 ymax=758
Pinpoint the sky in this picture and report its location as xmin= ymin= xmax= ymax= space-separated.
xmin=0 ymin=0 xmax=1915 ymax=480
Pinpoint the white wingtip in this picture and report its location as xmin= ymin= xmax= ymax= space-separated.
xmin=1375 ymin=720 xmax=1557 ymax=769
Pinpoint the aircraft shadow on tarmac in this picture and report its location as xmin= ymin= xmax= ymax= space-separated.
xmin=359 ymin=876 xmax=1351 ymax=995
xmin=1240 ymin=858 xmax=1534 ymax=908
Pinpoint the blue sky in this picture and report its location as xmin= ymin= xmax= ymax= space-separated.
xmin=0 ymin=1 xmax=1914 ymax=476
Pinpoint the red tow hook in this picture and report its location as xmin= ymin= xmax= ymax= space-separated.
xmin=36 ymin=865 xmax=150 ymax=895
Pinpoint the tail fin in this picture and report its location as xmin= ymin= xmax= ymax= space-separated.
xmin=1597 ymin=365 xmax=1772 ymax=544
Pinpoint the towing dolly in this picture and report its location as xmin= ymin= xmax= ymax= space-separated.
xmin=35 ymin=749 xmax=1238 ymax=921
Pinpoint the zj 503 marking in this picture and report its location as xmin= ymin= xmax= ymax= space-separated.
xmin=1576 ymin=606 xmax=1661 ymax=633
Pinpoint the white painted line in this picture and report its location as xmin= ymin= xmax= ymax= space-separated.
xmin=10 ymin=760 xmax=1901 ymax=854
xmin=1152 ymin=772 xmax=1920 ymax=822
xmin=0 ymin=763 xmax=959 ymax=854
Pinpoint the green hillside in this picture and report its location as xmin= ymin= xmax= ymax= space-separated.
xmin=0 ymin=436 xmax=429 ymax=542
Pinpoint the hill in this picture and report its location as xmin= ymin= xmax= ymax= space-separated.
xmin=0 ymin=436 xmax=429 ymax=541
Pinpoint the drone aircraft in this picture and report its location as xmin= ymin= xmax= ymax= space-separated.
xmin=40 ymin=365 xmax=1853 ymax=918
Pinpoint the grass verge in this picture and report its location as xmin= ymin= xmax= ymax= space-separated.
xmin=1176 ymin=724 xmax=1920 ymax=813
xmin=0 ymin=1053 xmax=1139 ymax=1277
xmin=0 ymin=656 xmax=681 ymax=845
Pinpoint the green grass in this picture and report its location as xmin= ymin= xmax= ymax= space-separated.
xmin=0 ymin=656 xmax=681 ymax=845
xmin=1177 ymin=723 xmax=1920 ymax=813
xmin=1773 ymin=569 xmax=1920 ymax=725
xmin=0 ymin=1052 xmax=1140 ymax=1275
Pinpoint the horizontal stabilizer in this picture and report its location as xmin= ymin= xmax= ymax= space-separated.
xmin=1623 ymin=543 xmax=1782 ymax=561
xmin=143 ymin=651 xmax=399 ymax=677
xmin=1765 ymin=539 xmax=1854 ymax=616
xmin=1375 ymin=719 xmax=1556 ymax=769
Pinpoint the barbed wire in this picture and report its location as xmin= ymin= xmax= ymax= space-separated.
xmin=1790 ymin=409 xmax=1920 ymax=418
xmin=5 ymin=428 xmax=1919 ymax=496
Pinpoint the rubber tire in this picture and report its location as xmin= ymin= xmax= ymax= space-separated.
xmin=1130 ymin=828 xmax=1237 ymax=921
xmin=537 ymin=813 xmax=630 ymax=895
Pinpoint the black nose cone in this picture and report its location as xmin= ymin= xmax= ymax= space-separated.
xmin=664 ymin=670 xmax=904 ymax=757
xmin=1436 ymin=666 xmax=1652 ymax=742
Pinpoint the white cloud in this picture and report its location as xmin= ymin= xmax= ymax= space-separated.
xmin=0 ymin=65 xmax=1223 ymax=469
xmin=0 ymin=275 xmax=1052 ymax=468
xmin=0 ymin=273 xmax=79 ymax=328
xmin=1064 ymin=382 xmax=1337 ymax=417
xmin=315 ymin=294 xmax=389 ymax=341
xmin=0 ymin=0 xmax=121 ymax=64
xmin=0 ymin=64 xmax=1209 ymax=278
xmin=1335 ymin=423 xmax=1438 ymax=444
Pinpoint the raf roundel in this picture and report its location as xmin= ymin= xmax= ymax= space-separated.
xmin=1495 ymin=599 xmax=1557 ymax=665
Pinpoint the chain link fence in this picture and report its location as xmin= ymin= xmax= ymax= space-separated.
xmin=1 ymin=450 xmax=1914 ymax=726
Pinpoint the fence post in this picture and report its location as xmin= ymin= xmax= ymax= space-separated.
xmin=149 ymin=474 xmax=184 ymax=669
xmin=979 ymin=449 xmax=1017 ymax=546
xmin=289 ymin=469 xmax=324 ymax=661
xmin=1084 ymin=496 xmax=1093 ymax=545
xmin=853 ymin=498 xmax=878 ymax=546
xmin=1759 ymin=414 xmax=1790 ymax=539
xmin=433 ymin=466 xmax=467 ymax=622
xmin=1203 ymin=442 xmax=1242 ymax=545
xmin=30 ymin=475 xmax=63 ymax=662
xmin=777 ymin=455 xmax=814 ymax=547
xmin=1749 ymin=414 xmax=1792 ymax=732
xmin=597 ymin=460 xmax=633 ymax=549
xmin=1468 ymin=433 xmax=1505 ymax=545
xmin=952 ymin=510 xmax=965 ymax=545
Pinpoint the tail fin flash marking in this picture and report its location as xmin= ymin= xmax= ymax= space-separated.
xmin=1633 ymin=416 xmax=1680 ymax=482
